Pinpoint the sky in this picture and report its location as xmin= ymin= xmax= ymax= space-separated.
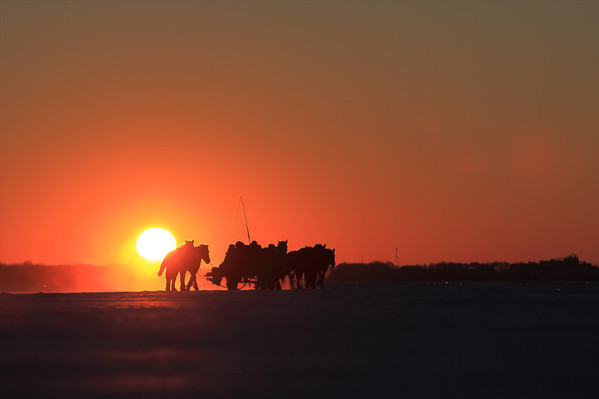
xmin=1 ymin=0 xmax=598 ymax=270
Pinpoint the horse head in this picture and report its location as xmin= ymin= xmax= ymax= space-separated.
xmin=196 ymin=244 xmax=210 ymax=264
xmin=277 ymin=240 xmax=288 ymax=253
xmin=327 ymin=248 xmax=336 ymax=268
xmin=315 ymin=245 xmax=335 ymax=268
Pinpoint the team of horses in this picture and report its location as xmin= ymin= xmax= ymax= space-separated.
xmin=158 ymin=240 xmax=335 ymax=291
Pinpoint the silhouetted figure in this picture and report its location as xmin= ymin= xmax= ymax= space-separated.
xmin=205 ymin=240 xmax=288 ymax=290
xmin=255 ymin=240 xmax=288 ymax=290
xmin=207 ymin=241 xmax=247 ymax=290
xmin=158 ymin=242 xmax=210 ymax=291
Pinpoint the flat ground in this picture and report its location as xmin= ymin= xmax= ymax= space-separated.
xmin=1 ymin=283 xmax=598 ymax=398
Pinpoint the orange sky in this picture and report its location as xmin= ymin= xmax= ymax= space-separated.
xmin=1 ymin=1 xmax=598 ymax=269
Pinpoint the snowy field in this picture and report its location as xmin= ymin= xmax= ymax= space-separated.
xmin=1 ymin=282 xmax=598 ymax=398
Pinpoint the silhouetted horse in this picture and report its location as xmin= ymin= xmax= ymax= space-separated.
xmin=288 ymin=244 xmax=335 ymax=289
xmin=314 ymin=245 xmax=335 ymax=289
xmin=184 ymin=244 xmax=211 ymax=291
xmin=158 ymin=242 xmax=210 ymax=291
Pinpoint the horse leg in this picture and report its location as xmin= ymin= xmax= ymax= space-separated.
xmin=166 ymin=270 xmax=174 ymax=291
xmin=192 ymin=275 xmax=199 ymax=291
xmin=169 ymin=272 xmax=176 ymax=291
xmin=305 ymin=271 xmax=314 ymax=289
xmin=296 ymin=272 xmax=303 ymax=289
xmin=179 ymin=271 xmax=186 ymax=291
xmin=186 ymin=273 xmax=196 ymax=291
xmin=317 ymin=270 xmax=325 ymax=289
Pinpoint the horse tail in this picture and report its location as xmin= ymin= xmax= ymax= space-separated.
xmin=158 ymin=260 xmax=167 ymax=276
xmin=158 ymin=251 xmax=173 ymax=276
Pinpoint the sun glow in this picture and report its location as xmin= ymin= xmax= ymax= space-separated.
xmin=136 ymin=228 xmax=177 ymax=261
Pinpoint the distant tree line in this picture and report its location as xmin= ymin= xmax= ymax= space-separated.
xmin=327 ymin=255 xmax=599 ymax=283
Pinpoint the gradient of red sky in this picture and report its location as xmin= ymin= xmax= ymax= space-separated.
xmin=1 ymin=1 xmax=598 ymax=268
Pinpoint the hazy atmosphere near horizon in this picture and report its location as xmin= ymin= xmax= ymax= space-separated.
xmin=1 ymin=0 xmax=598 ymax=268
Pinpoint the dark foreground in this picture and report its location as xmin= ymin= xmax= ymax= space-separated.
xmin=1 ymin=283 xmax=598 ymax=398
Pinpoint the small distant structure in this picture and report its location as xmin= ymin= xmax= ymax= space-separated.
xmin=539 ymin=253 xmax=581 ymax=268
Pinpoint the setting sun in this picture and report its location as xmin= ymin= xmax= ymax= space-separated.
xmin=136 ymin=228 xmax=177 ymax=261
